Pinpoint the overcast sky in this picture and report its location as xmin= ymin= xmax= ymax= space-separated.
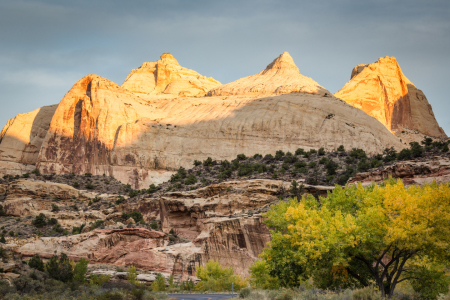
xmin=0 ymin=0 xmax=449 ymax=134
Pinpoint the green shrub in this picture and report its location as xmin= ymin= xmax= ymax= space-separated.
xmin=319 ymin=157 xmax=328 ymax=164
xmin=352 ymin=286 xmax=382 ymax=300
xmin=239 ymin=287 xmax=251 ymax=298
xmin=90 ymin=220 xmax=104 ymax=230
xmin=308 ymin=162 xmax=316 ymax=168
xmin=0 ymin=235 xmax=5 ymax=243
xmin=263 ymin=154 xmax=274 ymax=161
xmin=72 ymin=258 xmax=89 ymax=284
xmin=13 ymin=276 xmax=43 ymax=294
xmin=237 ymin=154 xmax=247 ymax=161
xmin=411 ymin=267 xmax=450 ymax=300
xmin=443 ymin=144 xmax=449 ymax=152
xmin=184 ymin=174 xmax=197 ymax=185
xmin=86 ymin=182 xmax=94 ymax=189
xmin=194 ymin=160 xmax=202 ymax=166
xmin=45 ymin=253 xmax=73 ymax=282
xmin=116 ymin=196 xmax=124 ymax=205
xmin=337 ymin=145 xmax=345 ymax=152
xmin=73 ymin=182 xmax=79 ymax=188
xmin=195 ymin=260 xmax=247 ymax=292
xmin=97 ymin=291 xmax=124 ymax=300
xmin=150 ymin=222 xmax=158 ymax=230
xmin=397 ymin=148 xmax=412 ymax=160
xmin=32 ymin=213 xmax=47 ymax=228
xmin=283 ymin=155 xmax=298 ymax=164
xmin=383 ymin=147 xmax=397 ymax=162
xmin=151 ymin=273 xmax=166 ymax=291
xmin=48 ymin=218 xmax=58 ymax=225
xmin=253 ymin=154 xmax=263 ymax=159
xmin=203 ymin=157 xmax=213 ymax=166
xmin=127 ymin=265 xmax=138 ymax=285
xmin=8 ymin=231 xmax=14 ymax=237
xmin=72 ymin=224 xmax=85 ymax=235
xmin=31 ymin=168 xmax=40 ymax=175
xmin=0 ymin=206 xmax=6 ymax=217
xmin=410 ymin=141 xmax=424 ymax=158
xmin=318 ymin=148 xmax=325 ymax=155
xmin=357 ymin=159 xmax=371 ymax=172
xmin=89 ymin=274 xmax=110 ymax=286
xmin=122 ymin=211 xmax=143 ymax=223
xmin=0 ymin=247 xmax=8 ymax=262
xmin=325 ymin=160 xmax=339 ymax=175
xmin=148 ymin=184 xmax=157 ymax=193
xmin=370 ymin=159 xmax=383 ymax=168
xmin=51 ymin=204 xmax=59 ymax=212
xmin=275 ymin=150 xmax=285 ymax=160
xmin=22 ymin=173 xmax=30 ymax=178
xmin=84 ymin=173 xmax=92 ymax=177
xmin=295 ymin=148 xmax=305 ymax=155
xmin=350 ymin=148 xmax=367 ymax=159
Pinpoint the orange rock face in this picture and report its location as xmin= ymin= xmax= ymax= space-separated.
xmin=335 ymin=56 xmax=446 ymax=138
xmin=122 ymin=53 xmax=221 ymax=96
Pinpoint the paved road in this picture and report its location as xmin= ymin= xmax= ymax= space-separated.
xmin=168 ymin=294 xmax=237 ymax=300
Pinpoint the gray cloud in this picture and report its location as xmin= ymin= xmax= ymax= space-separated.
xmin=0 ymin=0 xmax=449 ymax=135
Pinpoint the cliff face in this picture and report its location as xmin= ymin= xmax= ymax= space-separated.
xmin=122 ymin=53 xmax=221 ymax=96
xmin=0 ymin=105 xmax=57 ymax=175
xmin=335 ymin=56 xmax=446 ymax=138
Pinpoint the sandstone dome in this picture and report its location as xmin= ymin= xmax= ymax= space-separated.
xmin=207 ymin=52 xmax=330 ymax=96
xmin=335 ymin=56 xmax=447 ymax=138
xmin=122 ymin=53 xmax=221 ymax=97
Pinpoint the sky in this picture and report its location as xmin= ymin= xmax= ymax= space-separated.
xmin=0 ymin=0 xmax=449 ymax=134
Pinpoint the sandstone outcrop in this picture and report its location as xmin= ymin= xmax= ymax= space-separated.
xmin=122 ymin=53 xmax=221 ymax=96
xmin=1 ymin=53 xmax=404 ymax=188
xmin=0 ymin=105 xmax=57 ymax=176
xmin=348 ymin=155 xmax=450 ymax=186
xmin=207 ymin=52 xmax=329 ymax=96
xmin=335 ymin=56 xmax=446 ymax=138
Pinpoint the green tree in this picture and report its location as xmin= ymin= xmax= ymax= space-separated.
xmin=45 ymin=253 xmax=74 ymax=283
xmin=32 ymin=213 xmax=47 ymax=228
xmin=249 ymin=260 xmax=279 ymax=289
xmin=260 ymin=178 xmax=450 ymax=297
xmin=195 ymin=260 xmax=247 ymax=292
xmin=28 ymin=254 xmax=44 ymax=272
xmin=127 ymin=265 xmax=138 ymax=285
xmin=151 ymin=273 xmax=166 ymax=291
xmin=73 ymin=258 xmax=89 ymax=284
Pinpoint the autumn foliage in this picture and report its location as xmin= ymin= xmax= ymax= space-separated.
xmin=255 ymin=178 xmax=450 ymax=297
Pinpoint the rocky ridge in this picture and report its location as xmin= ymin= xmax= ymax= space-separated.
xmin=0 ymin=53 xmax=405 ymax=189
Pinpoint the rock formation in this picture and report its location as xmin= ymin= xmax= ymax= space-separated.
xmin=335 ymin=56 xmax=446 ymax=138
xmin=348 ymin=155 xmax=450 ymax=186
xmin=122 ymin=53 xmax=221 ymax=97
xmin=1 ymin=53 xmax=404 ymax=188
xmin=0 ymin=105 xmax=57 ymax=175
xmin=207 ymin=52 xmax=329 ymax=96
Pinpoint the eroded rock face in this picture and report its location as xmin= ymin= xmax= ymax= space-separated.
xmin=348 ymin=156 xmax=450 ymax=186
xmin=0 ymin=105 xmax=57 ymax=175
xmin=207 ymin=52 xmax=329 ymax=96
xmin=335 ymin=56 xmax=446 ymax=138
xmin=122 ymin=53 xmax=221 ymax=96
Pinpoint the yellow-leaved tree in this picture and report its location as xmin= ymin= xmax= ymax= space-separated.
xmin=257 ymin=178 xmax=450 ymax=297
xmin=195 ymin=260 xmax=247 ymax=292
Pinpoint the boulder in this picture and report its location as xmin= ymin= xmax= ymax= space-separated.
xmin=335 ymin=56 xmax=447 ymax=138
